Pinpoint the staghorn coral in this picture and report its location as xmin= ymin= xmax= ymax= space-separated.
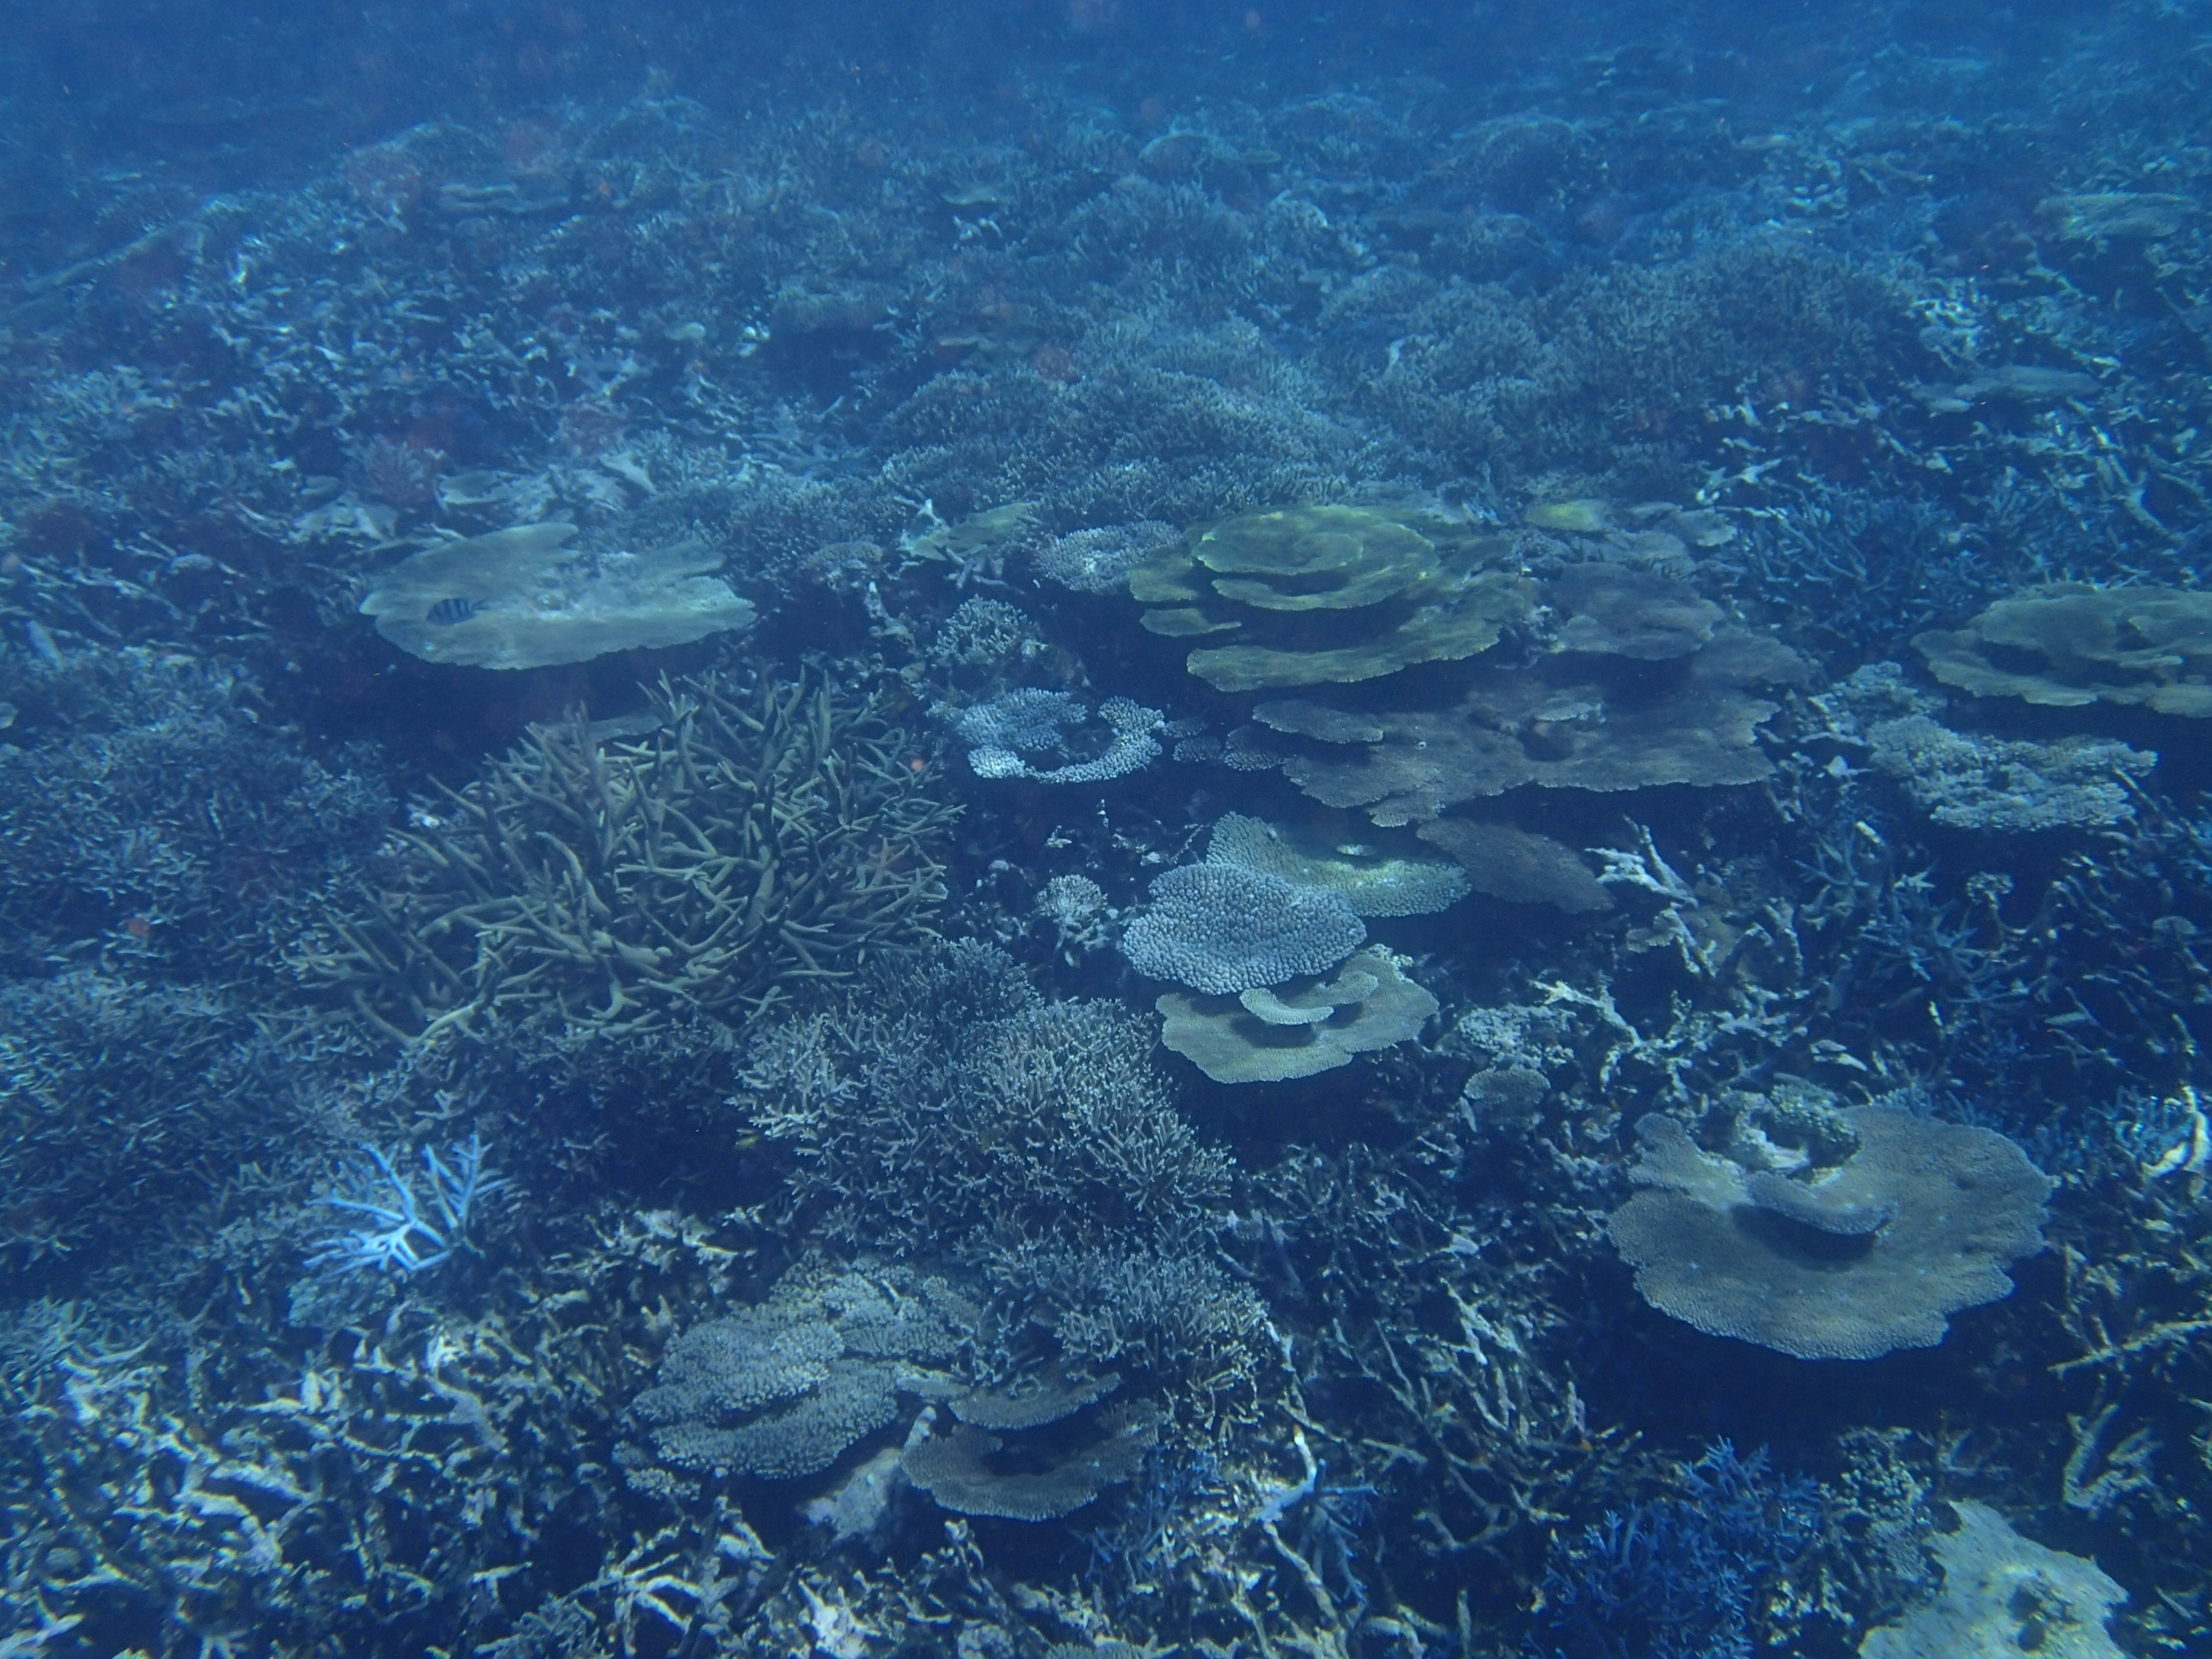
xmin=304 ymin=669 xmax=954 ymax=1039
xmin=1130 ymin=503 xmax=1532 ymax=693
xmin=1155 ymin=946 xmax=1437 ymax=1085
xmin=1607 ymin=1104 xmax=2051 ymax=1361
xmin=359 ymin=522 xmax=756 ymax=670
xmin=630 ymin=1260 xmax=975 ymax=1483
xmin=1119 ymin=863 xmax=1365 ymax=995
xmin=1204 ymin=811 xmax=1468 ymax=918
xmin=1913 ymin=585 xmax=2212 ymax=718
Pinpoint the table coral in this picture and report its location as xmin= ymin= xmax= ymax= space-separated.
xmin=1129 ymin=503 xmax=1532 ymax=692
xmin=1914 ymin=584 xmax=2212 ymax=718
xmin=1607 ymin=1105 xmax=2051 ymax=1361
xmin=1156 ymin=947 xmax=1437 ymax=1084
xmin=1119 ymin=862 xmax=1365 ymax=995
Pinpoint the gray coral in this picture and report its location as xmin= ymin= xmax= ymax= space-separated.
xmin=631 ymin=1261 xmax=972 ymax=1481
xmin=1607 ymin=1106 xmax=2051 ymax=1361
xmin=1119 ymin=863 xmax=1366 ymax=995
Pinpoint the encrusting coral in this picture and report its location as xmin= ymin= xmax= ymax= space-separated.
xmin=1858 ymin=1501 xmax=2125 ymax=1659
xmin=305 ymin=669 xmax=955 ymax=1038
xmin=1607 ymin=1103 xmax=2052 ymax=1361
xmin=1913 ymin=584 xmax=2212 ymax=718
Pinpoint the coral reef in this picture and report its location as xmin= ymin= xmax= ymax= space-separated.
xmin=1914 ymin=585 xmax=2212 ymax=717
xmin=305 ymin=669 xmax=953 ymax=1037
xmin=359 ymin=521 xmax=755 ymax=669
xmin=1119 ymin=862 xmax=1365 ymax=994
xmin=16 ymin=8 xmax=2212 ymax=1654
xmin=1607 ymin=1103 xmax=2052 ymax=1360
xmin=1156 ymin=946 xmax=1438 ymax=1084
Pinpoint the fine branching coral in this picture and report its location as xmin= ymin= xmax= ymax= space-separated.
xmin=1606 ymin=1104 xmax=2051 ymax=1361
xmin=305 ymin=669 xmax=955 ymax=1038
xmin=0 ymin=647 xmax=389 ymax=974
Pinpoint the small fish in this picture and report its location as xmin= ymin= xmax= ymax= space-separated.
xmin=424 ymin=596 xmax=476 ymax=626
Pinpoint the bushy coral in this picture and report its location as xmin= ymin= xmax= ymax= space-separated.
xmin=303 ymin=669 xmax=954 ymax=1038
xmin=0 ymin=647 xmax=389 ymax=974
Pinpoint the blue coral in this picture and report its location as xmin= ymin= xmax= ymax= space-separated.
xmin=1528 ymin=1443 xmax=1817 ymax=1659
xmin=310 ymin=1135 xmax=506 ymax=1278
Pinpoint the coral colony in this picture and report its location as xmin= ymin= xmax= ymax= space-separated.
xmin=4 ymin=2 xmax=2212 ymax=1654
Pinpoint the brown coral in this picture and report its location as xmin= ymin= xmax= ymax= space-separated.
xmin=1605 ymin=1107 xmax=2051 ymax=1361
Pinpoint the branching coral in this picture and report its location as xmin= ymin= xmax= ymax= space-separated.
xmin=304 ymin=669 xmax=955 ymax=1039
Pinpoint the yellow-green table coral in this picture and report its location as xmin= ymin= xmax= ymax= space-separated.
xmin=1914 ymin=584 xmax=2212 ymax=718
xmin=1130 ymin=503 xmax=1531 ymax=692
